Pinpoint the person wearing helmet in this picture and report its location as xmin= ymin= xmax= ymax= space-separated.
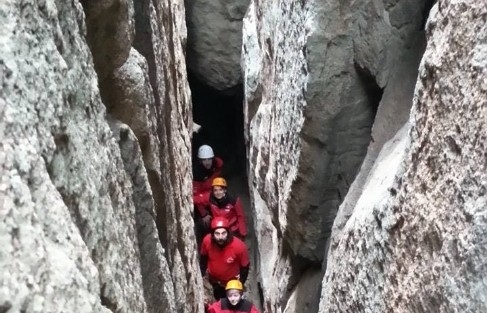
xmin=193 ymin=144 xmax=224 ymax=195
xmin=207 ymin=280 xmax=260 ymax=313
xmin=193 ymin=145 xmax=224 ymax=246
xmin=200 ymin=217 xmax=250 ymax=300
xmin=194 ymin=177 xmax=247 ymax=239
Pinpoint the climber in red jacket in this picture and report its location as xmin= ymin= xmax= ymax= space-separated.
xmin=193 ymin=144 xmax=224 ymax=246
xmin=194 ymin=177 xmax=247 ymax=239
xmin=200 ymin=217 xmax=250 ymax=300
xmin=207 ymin=280 xmax=260 ymax=313
xmin=193 ymin=144 xmax=224 ymax=195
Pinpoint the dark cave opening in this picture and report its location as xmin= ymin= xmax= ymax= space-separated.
xmin=189 ymin=72 xmax=247 ymax=180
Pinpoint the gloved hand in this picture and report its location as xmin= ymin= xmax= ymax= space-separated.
xmin=202 ymin=215 xmax=212 ymax=228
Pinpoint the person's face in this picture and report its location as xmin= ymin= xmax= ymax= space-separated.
xmin=213 ymin=228 xmax=228 ymax=245
xmin=212 ymin=186 xmax=226 ymax=199
xmin=226 ymin=289 xmax=242 ymax=305
xmin=200 ymin=158 xmax=213 ymax=169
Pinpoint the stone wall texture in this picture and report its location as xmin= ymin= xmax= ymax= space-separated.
xmin=242 ymin=0 xmax=428 ymax=311
xmin=0 ymin=0 xmax=204 ymax=312
xmin=132 ymin=0 xmax=204 ymax=311
xmin=2 ymin=0 xmax=485 ymax=312
xmin=320 ymin=0 xmax=487 ymax=312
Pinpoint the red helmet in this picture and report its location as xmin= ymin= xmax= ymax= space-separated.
xmin=211 ymin=217 xmax=229 ymax=230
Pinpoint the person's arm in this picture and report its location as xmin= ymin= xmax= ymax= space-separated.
xmin=239 ymin=263 xmax=249 ymax=284
xmin=234 ymin=198 xmax=247 ymax=237
xmin=205 ymin=157 xmax=224 ymax=188
xmin=193 ymin=192 xmax=211 ymax=217
xmin=200 ymin=255 xmax=208 ymax=276
xmin=200 ymin=236 xmax=209 ymax=275
xmin=206 ymin=302 xmax=218 ymax=313
xmin=214 ymin=157 xmax=224 ymax=174
xmin=193 ymin=181 xmax=202 ymax=195
xmin=238 ymin=242 xmax=250 ymax=284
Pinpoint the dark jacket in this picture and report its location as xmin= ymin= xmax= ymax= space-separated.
xmin=209 ymin=194 xmax=247 ymax=238
xmin=193 ymin=157 xmax=223 ymax=194
xmin=207 ymin=298 xmax=260 ymax=313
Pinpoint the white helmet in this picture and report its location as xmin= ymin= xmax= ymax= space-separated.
xmin=197 ymin=145 xmax=214 ymax=159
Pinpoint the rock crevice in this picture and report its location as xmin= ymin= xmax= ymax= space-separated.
xmin=320 ymin=1 xmax=487 ymax=312
xmin=243 ymin=0 xmax=428 ymax=311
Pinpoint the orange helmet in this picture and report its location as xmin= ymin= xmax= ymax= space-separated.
xmin=211 ymin=217 xmax=229 ymax=230
xmin=212 ymin=177 xmax=227 ymax=188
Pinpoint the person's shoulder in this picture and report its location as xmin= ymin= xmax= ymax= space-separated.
xmin=231 ymin=236 xmax=248 ymax=249
xmin=225 ymin=193 xmax=237 ymax=204
xmin=214 ymin=157 xmax=224 ymax=168
xmin=207 ymin=299 xmax=222 ymax=309
xmin=202 ymin=233 xmax=212 ymax=246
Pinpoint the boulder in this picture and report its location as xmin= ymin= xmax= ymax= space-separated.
xmin=185 ymin=0 xmax=251 ymax=90
xmin=320 ymin=1 xmax=487 ymax=311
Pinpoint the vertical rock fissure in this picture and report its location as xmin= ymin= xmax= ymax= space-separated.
xmin=354 ymin=61 xmax=385 ymax=121
xmin=132 ymin=0 xmax=171 ymax=255
xmin=110 ymin=122 xmax=177 ymax=313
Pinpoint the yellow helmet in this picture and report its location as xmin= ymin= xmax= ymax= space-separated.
xmin=212 ymin=177 xmax=227 ymax=188
xmin=225 ymin=280 xmax=243 ymax=291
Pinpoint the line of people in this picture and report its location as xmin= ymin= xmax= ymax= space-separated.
xmin=192 ymin=144 xmax=260 ymax=313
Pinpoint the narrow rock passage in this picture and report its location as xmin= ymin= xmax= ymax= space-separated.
xmin=189 ymin=74 xmax=262 ymax=310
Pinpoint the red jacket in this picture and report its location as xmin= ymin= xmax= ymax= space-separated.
xmin=193 ymin=157 xmax=223 ymax=195
xmin=207 ymin=298 xmax=260 ymax=313
xmin=200 ymin=234 xmax=249 ymax=284
xmin=194 ymin=193 xmax=247 ymax=237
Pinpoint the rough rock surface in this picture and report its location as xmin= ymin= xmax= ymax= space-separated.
xmin=133 ymin=1 xmax=205 ymax=312
xmin=1 ymin=0 xmax=203 ymax=313
xmin=0 ymin=1 xmax=147 ymax=312
xmin=101 ymin=48 xmax=161 ymax=176
xmin=109 ymin=121 xmax=176 ymax=313
xmin=243 ymin=0 xmax=427 ymax=311
xmin=243 ymin=2 xmax=309 ymax=311
xmin=185 ymin=0 xmax=250 ymax=90
xmin=80 ymin=0 xmax=135 ymax=79
xmin=320 ymin=1 xmax=487 ymax=312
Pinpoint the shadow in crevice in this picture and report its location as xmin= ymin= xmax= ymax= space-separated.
xmin=421 ymin=0 xmax=437 ymax=29
xmin=189 ymin=72 xmax=246 ymax=179
xmin=354 ymin=62 xmax=384 ymax=117
xmin=189 ymin=73 xmax=266 ymax=309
